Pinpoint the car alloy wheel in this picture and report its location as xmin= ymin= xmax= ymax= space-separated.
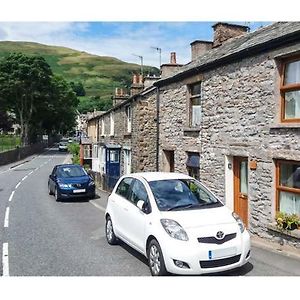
xmin=48 ymin=183 xmax=53 ymax=195
xmin=148 ymin=239 xmax=168 ymax=276
xmin=106 ymin=216 xmax=118 ymax=245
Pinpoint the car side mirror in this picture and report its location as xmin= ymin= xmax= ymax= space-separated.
xmin=137 ymin=200 xmax=145 ymax=211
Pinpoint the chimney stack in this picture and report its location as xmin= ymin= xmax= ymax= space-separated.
xmin=160 ymin=52 xmax=183 ymax=79
xmin=113 ymin=87 xmax=128 ymax=106
xmin=212 ymin=22 xmax=249 ymax=47
xmin=190 ymin=40 xmax=213 ymax=61
xmin=130 ymin=73 xmax=144 ymax=96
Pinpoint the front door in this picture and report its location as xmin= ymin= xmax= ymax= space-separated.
xmin=106 ymin=148 xmax=121 ymax=189
xmin=233 ymin=157 xmax=249 ymax=227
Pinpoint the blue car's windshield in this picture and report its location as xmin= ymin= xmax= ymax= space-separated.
xmin=148 ymin=179 xmax=222 ymax=211
xmin=57 ymin=166 xmax=87 ymax=178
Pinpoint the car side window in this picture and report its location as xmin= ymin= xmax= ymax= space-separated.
xmin=52 ymin=167 xmax=57 ymax=176
xmin=115 ymin=177 xmax=134 ymax=199
xmin=130 ymin=179 xmax=149 ymax=205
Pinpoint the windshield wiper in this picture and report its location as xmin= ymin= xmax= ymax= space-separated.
xmin=167 ymin=203 xmax=200 ymax=211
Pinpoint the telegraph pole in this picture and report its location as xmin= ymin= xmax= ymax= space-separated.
xmin=151 ymin=46 xmax=162 ymax=68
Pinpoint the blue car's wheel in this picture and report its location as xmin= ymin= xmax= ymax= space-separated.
xmin=54 ymin=187 xmax=61 ymax=202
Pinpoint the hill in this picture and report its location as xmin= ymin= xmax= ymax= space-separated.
xmin=0 ymin=41 xmax=159 ymax=112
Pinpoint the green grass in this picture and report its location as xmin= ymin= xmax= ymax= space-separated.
xmin=0 ymin=135 xmax=21 ymax=152
xmin=0 ymin=41 xmax=160 ymax=109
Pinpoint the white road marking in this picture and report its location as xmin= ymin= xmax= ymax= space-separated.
xmin=15 ymin=182 xmax=21 ymax=189
xmin=21 ymin=175 xmax=28 ymax=181
xmin=28 ymin=171 xmax=34 ymax=176
xmin=2 ymin=243 xmax=9 ymax=276
xmin=8 ymin=191 xmax=15 ymax=202
xmin=90 ymin=200 xmax=106 ymax=213
xmin=4 ymin=207 xmax=10 ymax=228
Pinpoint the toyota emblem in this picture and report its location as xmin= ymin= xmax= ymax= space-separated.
xmin=216 ymin=231 xmax=225 ymax=240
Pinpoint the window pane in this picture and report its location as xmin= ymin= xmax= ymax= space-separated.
xmin=279 ymin=163 xmax=300 ymax=189
xmin=240 ymin=161 xmax=248 ymax=195
xmin=190 ymin=83 xmax=201 ymax=96
xmin=116 ymin=177 xmax=133 ymax=199
xmin=279 ymin=190 xmax=300 ymax=215
xmin=284 ymin=60 xmax=300 ymax=85
xmin=192 ymin=105 xmax=201 ymax=126
xmin=109 ymin=150 xmax=119 ymax=163
xmin=284 ymin=90 xmax=300 ymax=119
xmin=130 ymin=180 xmax=148 ymax=204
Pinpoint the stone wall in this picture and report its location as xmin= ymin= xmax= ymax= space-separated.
xmin=158 ymin=42 xmax=300 ymax=245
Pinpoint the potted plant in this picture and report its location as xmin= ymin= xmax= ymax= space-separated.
xmin=275 ymin=212 xmax=300 ymax=231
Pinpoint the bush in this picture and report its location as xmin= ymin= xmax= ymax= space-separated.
xmin=275 ymin=211 xmax=300 ymax=230
xmin=67 ymin=142 xmax=80 ymax=165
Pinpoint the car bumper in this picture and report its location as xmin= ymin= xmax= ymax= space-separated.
xmin=159 ymin=230 xmax=251 ymax=275
xmin=57 ymin=186 xmax=95 ymax=199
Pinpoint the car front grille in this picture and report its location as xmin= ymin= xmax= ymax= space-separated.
xmin=72 ymin=183 xmax=85 ymax=188
xmin=197 ymin=233 xmax=237 ymax=245
xmin=200 ymin=254 xmax=241 ymax=269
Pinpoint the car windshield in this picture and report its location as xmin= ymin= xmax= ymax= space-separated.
xmin=57 ymin=166 xmax=87 ymax=178
xmin=148 ymin=179 xmax=222 ymax=211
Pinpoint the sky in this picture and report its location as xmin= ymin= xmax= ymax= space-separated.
xmin=0 ymin=21 xmax=270 ymax=68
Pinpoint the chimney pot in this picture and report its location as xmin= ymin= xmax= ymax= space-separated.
xmin=170 ymin=52 xmax=177 ymax=64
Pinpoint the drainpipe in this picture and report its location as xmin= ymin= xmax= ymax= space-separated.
xmin=156 ymin=87 xmax=160 ymax=171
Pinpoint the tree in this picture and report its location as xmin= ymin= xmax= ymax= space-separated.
xmin=0 ymin=110 xmax=13 ymax=132
xmin=0 ymin=53 xmax=53 ymax=145
xmin=70 ymin=81 xmax=86 ymax=97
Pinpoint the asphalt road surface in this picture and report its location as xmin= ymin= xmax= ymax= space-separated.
xmin=1 ymin=147 xmax=300 ymax=276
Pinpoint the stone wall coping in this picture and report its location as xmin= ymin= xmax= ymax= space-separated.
xmin=267 ymin=222 xmax=300 ymax=240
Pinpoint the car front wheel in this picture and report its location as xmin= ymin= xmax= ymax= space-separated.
xmin=54 ymin=187 xmax=61 ymax=202
xmin=147 ymin=239 xmax=168 ymax=276
xmin=106 ymin=216 xmax=118 ymax=245
xmin=48 ymin=182 xmax=53 ymax=195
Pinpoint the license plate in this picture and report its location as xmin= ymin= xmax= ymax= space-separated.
xmin=208 ymin=247 xmax=237 ymax=259
xmin=73 ymin=189 xmax=86 ymax=193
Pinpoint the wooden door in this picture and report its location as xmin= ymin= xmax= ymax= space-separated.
xmin=233 ymin=157 xmax=249 ymax=227
xmin=163 ymin=150 xmax=174 ymax=172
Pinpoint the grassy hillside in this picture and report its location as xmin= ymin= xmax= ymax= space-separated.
xmin=0 ymin=41 xmax=159 ymax=112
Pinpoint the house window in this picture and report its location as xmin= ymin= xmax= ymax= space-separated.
xmin=123 ymin=149 xmax=132 ymax=175
xmin=101 ymin=119 xmax=105 ymax=136
xmin=276 ymin=160 xmax=300 ymax=215
xmin=186 ymin=152 xmax=200 ymax=180
xmin=281 ymin=58 xmax=300 ymax=121
xmin=126 ymin=105 xmax=132 ymax=133
xmin=188 ymin=82 xmax=202 ymax=127
xmin=110 ymin=112 xmax=114 ymax=136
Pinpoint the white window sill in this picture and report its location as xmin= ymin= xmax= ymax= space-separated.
xmin=270 ymin=123 xmax=300 ymax=129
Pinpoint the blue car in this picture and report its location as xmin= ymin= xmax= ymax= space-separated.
xmin=48 ymin=164 xmax=96 ymax=201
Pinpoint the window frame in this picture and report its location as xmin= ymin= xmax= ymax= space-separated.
xmin=188 ymin=82 xmax=202 ymax=127
xmin=280 ymin=56 xmax=300 ymax=123
xmin=275 ymin=159 xmax=300 ymax=213
xmin=110 ymin=112 xmax=114 ymax=136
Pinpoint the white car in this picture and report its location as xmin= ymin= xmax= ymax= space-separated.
xmin=105 ymin=172 xmax=251 ymax=276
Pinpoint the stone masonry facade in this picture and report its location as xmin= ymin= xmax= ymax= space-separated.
xmin=158 ymin=40 xmax=300 ymax=248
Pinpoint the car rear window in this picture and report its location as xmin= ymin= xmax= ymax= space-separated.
xmin=57 ymin=166 xmax=87 ymax=178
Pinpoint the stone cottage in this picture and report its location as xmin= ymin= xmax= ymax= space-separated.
xmin=154 ymin=22 xmax=300 ymax=247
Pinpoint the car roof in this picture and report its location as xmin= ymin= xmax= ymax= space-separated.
xmin=129 ymin=172 xmax=192 ymax=182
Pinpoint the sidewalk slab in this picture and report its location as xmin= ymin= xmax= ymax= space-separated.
xmin=251 ymin=235 xmax=300 ymax=261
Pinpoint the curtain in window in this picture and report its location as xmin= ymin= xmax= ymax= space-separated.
xmin=192 ymin=105 xmax=201 ymax=126
xmin=279 ymin=191 xmax=300 ymax=215
xmin=285 ymin=90 xmax=300 ymax=119
xmin=285 ymin=60 xmax=300 ymax=84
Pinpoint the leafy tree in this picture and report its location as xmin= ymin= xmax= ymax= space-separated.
xmin=70 ymin=81 xmax=86 ymax=97
xmin=0 ymin=110 xmax=13 ymax=132
xmin=0 ymin=53 xmax=53 ymax=145
xmin=77 ymin=96 xmax=112 ymax=114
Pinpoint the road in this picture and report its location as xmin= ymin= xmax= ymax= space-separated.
xmin=1 ymin=147 xmax=300 ymax=276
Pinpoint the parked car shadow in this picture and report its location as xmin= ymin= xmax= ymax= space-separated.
xmin=55 ymin=193 xmax=101 ymax=203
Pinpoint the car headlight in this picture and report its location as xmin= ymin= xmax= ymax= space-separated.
xmin=232 ymin=212 xmax=245 ymax=233
xmin=160 ymin=219 xmax=189 ymax=241
xmin=58 ymin=183 xmax=72 ymax=189
xmin=88 ymin=180 xmax=95 ymax=186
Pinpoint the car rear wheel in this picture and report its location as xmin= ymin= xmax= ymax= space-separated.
xmin=106 ymin=216 xmax=118 ymax=245
xmin=54 ymin=187 xmax=61 ymax=202
xmin=147 ymin=239 xmax=168 ymax=276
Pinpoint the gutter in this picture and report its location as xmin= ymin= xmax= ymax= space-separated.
xmin=154 ymin=29 xmax=300 ymax=87
xmin=155 ymin=87 xmax=160 ymax=171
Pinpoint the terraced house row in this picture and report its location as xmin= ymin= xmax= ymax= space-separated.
xmin=85 ymin=22 xmax=300 ymax=248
